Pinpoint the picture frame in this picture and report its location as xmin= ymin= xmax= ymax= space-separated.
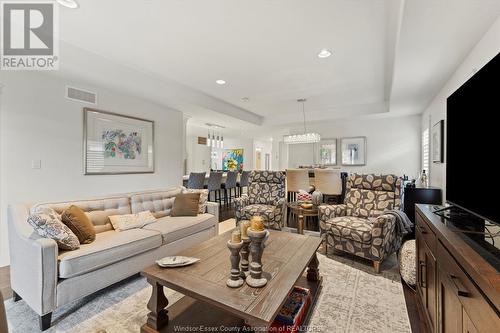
xmin=319 ymin=138 xmax=337 ymax=165
xmin=83 ymin=108 xmax=154 ymax=175
xmin=341 ymin=136 xmax=367 ymax=166
xmin=432 ymin=120 xmax=444 ymax=163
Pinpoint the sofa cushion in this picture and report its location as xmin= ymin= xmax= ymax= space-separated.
xmin=58 ymin=228 xmax=162 ymax=278
xmin=143 ymin=213 xmax=216 ymax=244
xmin=130 ymin=188 xmax=182 ymax=216
xmin=28 ymin=208 xmax=80 ymax=251
xmin=328 ymin=216 xmax=373 ymax=244
xmin=171 ymin=193 xmax=200 ymax=217
xmin=31 ymin=196 xmax=131 ymax=234
xmin=61 ymin=205 xmax=96 ymax=244
xmin=345 ymin=189 xmax=396 ymax=218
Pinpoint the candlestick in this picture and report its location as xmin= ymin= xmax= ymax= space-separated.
xmin=250 ymin=216 xmax=265 ymax=231
xmin=240 ymin=237 xmax=251 ymax=277
xmin=240 ymin=220 xmax=250 ymax=239
xmin=231 ymin=229 xmax=241 ymax=243
xmin=246 ymin=228 xmax=268 ymax=288
xmin=226 ymin=240 xmax=244 ymax=288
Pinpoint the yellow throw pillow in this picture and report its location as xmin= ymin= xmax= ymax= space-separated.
xmin=61 ymin=205 xmax=96 ymax=244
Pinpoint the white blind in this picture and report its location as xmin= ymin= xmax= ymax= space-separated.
xmin=422 ymin=128 xmax=430 ymax=173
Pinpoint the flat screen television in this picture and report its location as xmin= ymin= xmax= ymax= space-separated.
xmin=446 ymin=52 xmax=499 ymax=224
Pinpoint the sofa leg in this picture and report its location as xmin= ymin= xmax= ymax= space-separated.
xmin=12 ymin=291 xmax=22 ymax=302
xmin=373 ymin=260 xmax=381 ymax=273
xmin=39 ymin=313 xmax=52 ymax=331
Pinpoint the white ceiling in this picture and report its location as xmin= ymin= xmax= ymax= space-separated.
xmin=55 ymin=0 xmax=500 ymax=131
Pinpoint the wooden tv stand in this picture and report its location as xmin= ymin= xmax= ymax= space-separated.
xmin=415 ymin=205 xmax=500 ymax=332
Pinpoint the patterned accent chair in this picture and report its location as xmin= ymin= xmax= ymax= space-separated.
xmin=318 ymin=174 xmax=402 ymax=272
xmin=234 ymin=171 xmax=286 ymax=230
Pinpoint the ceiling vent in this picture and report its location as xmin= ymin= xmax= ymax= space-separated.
xmin=66 ymin=86 xmax=97 ymax=104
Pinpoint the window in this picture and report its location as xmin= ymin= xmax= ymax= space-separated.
xmin=422 ymin=128 xmax=430 ymax=174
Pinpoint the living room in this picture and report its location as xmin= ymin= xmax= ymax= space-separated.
xmin=1 ymin=1 xmax=499 ymax=332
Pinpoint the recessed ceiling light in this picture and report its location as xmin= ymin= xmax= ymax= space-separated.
xmin=57 ymin=0 xmax=79 ymax=8
xmin=317 ymin=49 xmax=332 ymax=58
xmin=215 ymin=79 xmax=226 ymax=85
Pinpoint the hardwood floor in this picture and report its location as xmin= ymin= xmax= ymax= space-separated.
xmin=402 ymin=278 xmax=431 ymax=333
xmin=0 ymin=266 xmax=12 ymax=300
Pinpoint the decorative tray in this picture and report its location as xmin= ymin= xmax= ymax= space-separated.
xmin=156 ymin=256 xmax=200 ymax=268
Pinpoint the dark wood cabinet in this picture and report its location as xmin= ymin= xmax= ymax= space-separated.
xmin=416 ymin=221 xmax=437 ymax=331
xmin=437 ymin=262 xmax=463 ymax=333
xmin=415 ymin=205 xmax=500 ymax=333
xmin=404 ymin=187 xmax=442 ymax=228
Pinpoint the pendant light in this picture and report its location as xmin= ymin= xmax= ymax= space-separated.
xmin=284 ymin=99 xmax=321 ymax=144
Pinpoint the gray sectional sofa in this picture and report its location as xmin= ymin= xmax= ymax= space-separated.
xmin=7 ymin=187 xmax=219 ymax=330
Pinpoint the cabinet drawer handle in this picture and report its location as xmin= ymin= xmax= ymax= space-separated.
xmin=449 ymin=274 xmax=470 ymax=297
xmin=419 ymin=261 xmax=426 ymax=288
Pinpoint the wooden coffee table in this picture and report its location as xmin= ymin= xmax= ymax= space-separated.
xmin=140 ymin=230 xmax=322 ymax=332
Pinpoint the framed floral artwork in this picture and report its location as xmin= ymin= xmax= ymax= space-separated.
xmin=83 ymin=108 xmax=154 ymax=175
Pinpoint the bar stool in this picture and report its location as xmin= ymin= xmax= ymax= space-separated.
xmin=314 ymin=168 xmax=342 ymax=204
xmin=187 ymin=172 xmax=206 ymax=189
xmin=205 ymin=172 xmax=223 ymax=204
xmin=222 ymin=171 xmax=238 ymax=207
xmin=236 ymin=171 xmax=250 ymax=196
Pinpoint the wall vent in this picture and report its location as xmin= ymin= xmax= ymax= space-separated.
xmin=66 ymin=86 xmax=97 ymax=104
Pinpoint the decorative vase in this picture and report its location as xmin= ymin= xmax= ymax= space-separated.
xmin=312 ymin=191 xmax=323 ymax=206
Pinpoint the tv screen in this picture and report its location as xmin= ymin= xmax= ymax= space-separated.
xmin=446 ymin=52 xmax=499 ymax=223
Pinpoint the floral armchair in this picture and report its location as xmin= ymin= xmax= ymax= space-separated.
xmin=234 ymin=171 xmax=286 ymax=230
xmin=318 ymin=174 xmax=402 ymax=272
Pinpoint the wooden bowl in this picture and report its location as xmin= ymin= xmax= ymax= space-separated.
xmin=300 ymin=203 xmax=313 ymax=209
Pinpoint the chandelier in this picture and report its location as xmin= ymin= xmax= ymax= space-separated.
xmin=284 ymin=99 xmax=321 ymax=144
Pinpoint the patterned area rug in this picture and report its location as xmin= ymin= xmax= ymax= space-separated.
xmin=4 ymin=221 xmax=410 ymax=332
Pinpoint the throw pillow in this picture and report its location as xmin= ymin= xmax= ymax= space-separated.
xmin=27 ymin=208 xmax=80 ymax=250
xmin=109 ymin=210 xmax=157 ymax=231
xmin=61 ymin=205 xmax=96 ymax=244
xmin=182 ymin=187 xmax=209 ymax=213
xmin=152 ymin=211 xmax=168 ymax=219
xmin=171 ymin=193 xmax=201 ymax=217
xmin=297 ymin=190 xmax=312 ymax=202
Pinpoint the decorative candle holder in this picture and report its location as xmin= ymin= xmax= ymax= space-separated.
xmin=226 ymin=240 xmax=244 ymax=288
xmin=240 ymin=237 xmax=251 ymax=277
xmin=246 ymin=228 xmax=268 ymax=288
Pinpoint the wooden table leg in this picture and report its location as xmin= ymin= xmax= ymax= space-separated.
xmin=298 ymin=213 xmax=304 ymax=234
xmin=141 ymin=278 xmax=169 ymax=333
xmin=307 ymin=252 xmax=320 ymax=282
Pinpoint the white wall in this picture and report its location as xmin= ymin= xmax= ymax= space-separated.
xmin=422 ymin=16 xmax=500 ymax=193
xmin=253 ymin=140 xmax=273 ymax=170
xmin=0 ymin=72 xmax=184 ymax=266
xmin=285 ymin=114 xmax=421 ymax=177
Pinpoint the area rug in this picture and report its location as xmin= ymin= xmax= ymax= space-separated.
xmin=4 ymin=220 xmax=410 ymax=333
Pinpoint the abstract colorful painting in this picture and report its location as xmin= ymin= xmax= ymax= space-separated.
xmin=102 ymin=130 xmax=142 ymax=159
xmin=222 ymin=149 xmax=244 ymax=171
xmin=84 ymin=108 xmax=154 ymax=175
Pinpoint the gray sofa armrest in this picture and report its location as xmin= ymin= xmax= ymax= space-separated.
xmin=7 ymin=204 xmax=58 ymax=316
xmin=206 ymin=202 xmax=219 ymax=236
